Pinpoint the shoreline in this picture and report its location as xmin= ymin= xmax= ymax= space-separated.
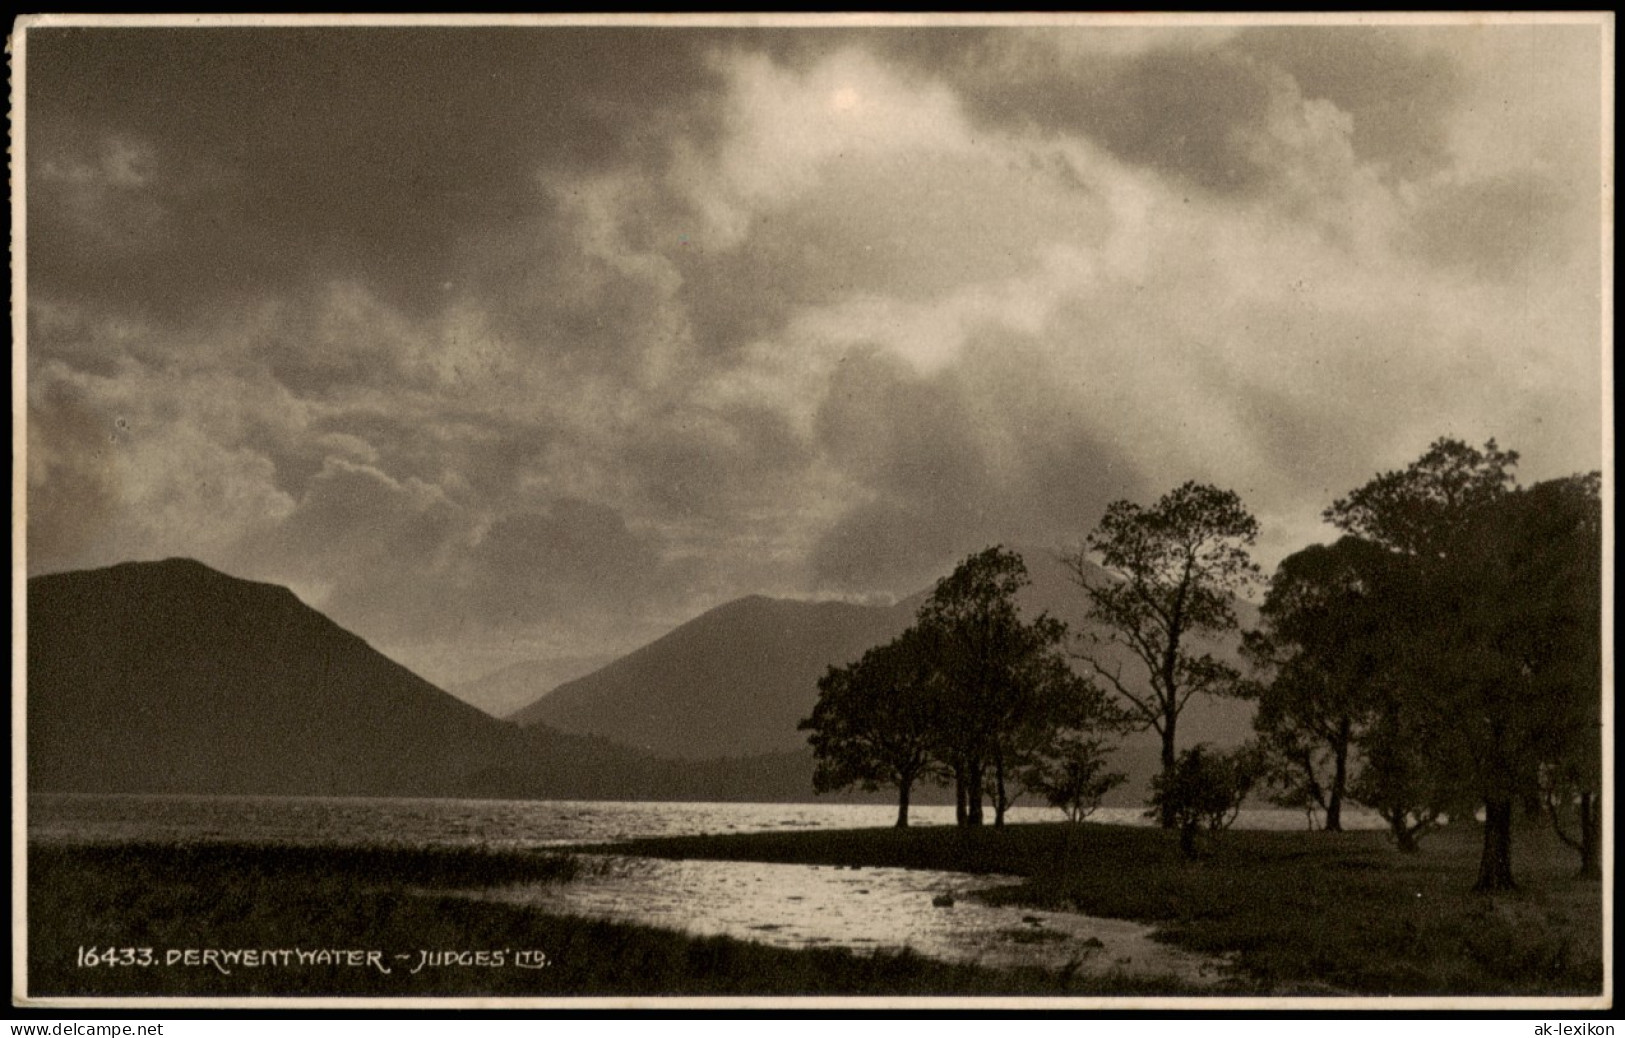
xmin=21 ymin=820 xmax=1604 ymax=1000
xmin=24 ymin=837 xmax=1202 ymax=1000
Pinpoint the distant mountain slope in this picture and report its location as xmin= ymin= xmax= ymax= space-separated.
xmin=510 ymin=547 xmax=1257 ymax=799
xmin=449 ymin=655 xmax=616 ymax=719
xmin=29 ymin=558 xmax=502 ymax=796
xmin=24 ymin=558 xmax=821 ymax=801
xmin=1011 ymin=546 xmax=1258 ymax=761
xmin=512 ymin=595 xmax=920 ymax=758
xmin=30 ymin=553 xmax=1258 ymax=806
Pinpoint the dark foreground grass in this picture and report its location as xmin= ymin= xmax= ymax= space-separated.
xmin=27 ymin=841 xmax=1188 ymax=999
xmin=598 ymin=821 xmax=1604 ymax=997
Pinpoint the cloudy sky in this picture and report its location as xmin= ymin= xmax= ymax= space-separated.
xmin=22 ymin=16 xmax=1608 ymax=686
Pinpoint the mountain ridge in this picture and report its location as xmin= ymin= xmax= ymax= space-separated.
xmin=448 ymin=654 xmax=618 ymax=719
xmin=513 ymin=593 xmax=920 ymax=757
xmin=25 ymin=558 xmax=827 ymax=802
xmin=27 ymin=554 xmax=1257 ymax=806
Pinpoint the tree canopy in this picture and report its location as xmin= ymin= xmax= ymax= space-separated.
xmin=1242 ymin=536 xmax=1394 ymax=831
xmin=1065 ymin=481 xmax=1260 ymax=827
xmin=800 ymin=625 xmax=943 ymax=828
xmin=802 ymin=545 xmax=1123 ymax=827
xmin=1318 ymin=440 xmax=1602 ymax=888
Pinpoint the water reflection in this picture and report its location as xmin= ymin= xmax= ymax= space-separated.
xmin=30 ymin=793 xmax=1384 ymax=849
xmin=465 ymin=854 xmax=1234 ymax=985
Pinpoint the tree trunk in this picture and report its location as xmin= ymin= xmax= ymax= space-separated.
xmin=1326 ymin=720 xmax=1350 ymax=832
xmin=954 ymin=765 xmax=967 ymax=827
xmin=1179 ymin=820 xmax=1198 ymax=859
xmin=1386 ymin=810 xmax=1420 ymax=853
xmin=966 ymin=760 xmax=985 ymax=826
xmin=993 ymin=753 xmax=1007 ymax=827
xmin=1474 ymin=799 xmax=1517 ymax=893
xmin=895 ymin=777 xmax=912 ymax=828
xmin=1158 ymin=715 xmax=1178 ymax=829
xmin=1579 ymin=790 xmax=1601 ymax=880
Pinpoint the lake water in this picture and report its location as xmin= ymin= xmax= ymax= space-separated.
xmin=27 ymin=792 xmax=1384 ymax=848
xmin=26 ymin=793 xmax=1377 ymax=986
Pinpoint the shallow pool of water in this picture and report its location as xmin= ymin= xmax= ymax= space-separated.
xmin=460 ymin=854 xmax=1234 ymax=985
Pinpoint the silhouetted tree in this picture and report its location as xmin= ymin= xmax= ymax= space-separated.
xmin=1327 ymin=439 xmax=1601 ymax=891
xmin=1149 ymin=743 xmax=1265 ymax=858
xmin=1544 ymin=754 xmax=1603 ymax=881
xmin=800 ymin=626 xmax=943 ymax=827
xmin=1020 ymin=732 xmax=1125 ymax=823
xmin=1250 ymin=710 xmax=1332 ymax=830
xmin=1516 ymin=475 xmax=1602 ymax=881
xmin=1243 ymin=537 xmax=1393 ymax=831
xmin=1325 ymin=440 xmax=1517 ymax=863
xmin=1323 ymin=438 xmax=1520 ymax=558
xmin=988 ymin=615 xmax=1127 ymax=824
xmin=1421 ymin=473 xmax=1603 ymax=889
xmin=915 ymin=547 xmax=1031 ymax=826
xmin=1065 ymin=482 xmax=1261 ymax=827
xmin=1537 ymin=487 xmax=1604 ymax=881
xmin=1347 ymin=694 xmax=1451 ymax=852
xmin=1319 ymin=440 xmax=1521 ymax=855
xmin=917 ymin=546 xmax=1118 ymax=827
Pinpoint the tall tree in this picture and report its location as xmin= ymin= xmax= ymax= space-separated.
xmin=1326 ymin=439 xmax=1601 ymax=891
xmin=1518 ymin=475 xmax=1603 ymax=881
xmin=1536 ymin=476 xmax=1604 ymax=880
xmin=917 ymin=546 xmax=1105 ymax=826
xmin=1321 ymin=439 xmax=1520 ymax=855
xmin=979 ymin=613 xmax=1119 ymax=825
xmin=1242 ymin=537 xmax=1392 ymax=831
xmin=799 ymin=626 xmax=942 ymax=827
xmin=1323 ymin=437 xmax=1519 ymax=558
xmin=1422 ymin=473 xmax=1603 ymax=889
xmin=1065 ymin=482 xmax=1261 ymax=827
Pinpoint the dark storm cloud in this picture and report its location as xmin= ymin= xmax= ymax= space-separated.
xmin=26 ymin=27 xmax=728 ymax=323
xmin=26 ymin=379 xmax=123 ymax=565
xmin=816 ymin=349 xmax=989 ymax=504
xmin=1059 ymin=47 xmax=1279 ymax=196
xmin=625 ymin=401 xmax=813 ymax=520
xmin=468 ymin=501 xmax=663 ymax=626
xmin=809 ymin=498 xmax=970 ymax=593
xmin=809 ymin=340 xmax=1146 ymax=592
xmin=675 ymin=144 xmax=1109 ymax=356
xmin=810 ymin=349 xmax=1000 ymax=590
xmin=1402 ymin=172 xmax=1573 ymax=281
xmin=871 ymin=31 xmax=1280 ymax=196
xmin=873 ymin=26 xmax=1472 ymax=197
xmin=274 ymin=458 xmax=461 ymax=574
xmin=302 ymin=405 xmax=544 ymax=499
xmin=26 ymin=300 xmax=134 ymax=380
xmin=1233 ymin=26 xmax=1462 ymax=180
xmin=255 ymin=296 xmax=445 ymax=400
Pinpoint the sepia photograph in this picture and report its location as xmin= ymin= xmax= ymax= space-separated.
xmin=12 ymin=13 xmax=1613 ymax=1010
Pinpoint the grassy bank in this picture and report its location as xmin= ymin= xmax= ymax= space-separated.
xmin=598 ymin=820 xmax=1603 ymax=996
xmin=27 ymin=820 xmax=1603 ymax=999
xmin=26 ymin=841 xmax=1188 ymax=999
